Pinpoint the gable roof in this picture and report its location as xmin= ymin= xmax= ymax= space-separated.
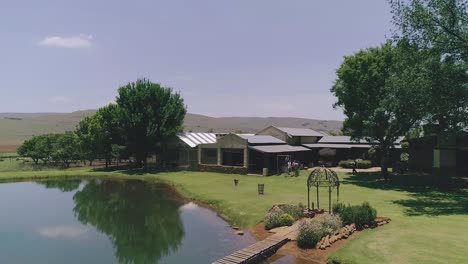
xmin=238 ymin=134 xmax=285 ymax=144
xmin=273 ymin=127 xmax=324 ymax=137
xmin=177 ymin=132 xmax=217 ymax=148
xmin=317 ymin=136 xmax=370 ymax=144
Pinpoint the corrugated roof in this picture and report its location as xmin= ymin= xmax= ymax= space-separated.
xmin=318 ymin=136 xmax=370 ymax=144
xmin=274 ymin=127 xmax=324 ymax=137
xmin=303 ymin=143 xmax=372 ymax=149
xmin=238 ymin=134 xmax=285 ymax=144
xmin=249 ymin=145 xmax=310 ymax=153
xmin=177 ymin=132 xmax=216 ymax=148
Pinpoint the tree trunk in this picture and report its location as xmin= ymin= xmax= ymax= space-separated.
xmin=380 ymin=147 xmax=390 ymax=180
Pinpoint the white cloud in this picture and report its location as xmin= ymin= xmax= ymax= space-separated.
xmin=38 ymin=34 xmax=93 ymax=48
xmin=181 ymin=202 xmax=199 ymax=211
xmin=37 ymin=225 xmax=89 ymax=240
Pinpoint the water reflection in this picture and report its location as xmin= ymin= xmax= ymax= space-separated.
xmin=36 ymin=179 xmax=81 ymax=192
xmin=72 ymin=179 xmax=185 ymax=264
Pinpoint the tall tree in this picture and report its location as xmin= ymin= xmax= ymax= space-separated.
xmin=390 ymin=0 xmax=468 ymax=130
xmin=331 ymin=42 xmax=426 ymax=179
xmin=390 ymin=0 xmax=468 ymax=61
xmin=116 ymin=79 xmax=186 ymax=168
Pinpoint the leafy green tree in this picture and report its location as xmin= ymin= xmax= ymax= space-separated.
xmin=76 ymin=115 xmax=101 ymax=166
xmin=390 ymin=0 xmax=468 ymax=61
xmin=116 ymin=79 xmax=186 ymax=168
xmin=17 ymin=134 xmax=55 ymax=164
xmin=331 ymin=43 xmax=426 ymax=179
xmin=50 ymin=133 xmax=78 ymax=168
xmin=17 ymin=138 xmax=40 ymax=164
xmin=96 ymin=104 xmax=123 ymax=167
xmin=73 ymin=180 xmax=184 ymax=263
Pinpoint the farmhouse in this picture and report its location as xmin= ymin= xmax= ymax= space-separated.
xmin=408 ymin=132 xmax=468 ymax=176
xmin=197 ymin=133 xmax=310 ymax=175
xmin=172 ymin=127 xmax=405 ymax=175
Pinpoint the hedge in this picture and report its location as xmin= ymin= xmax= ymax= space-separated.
xmin=333 ymin=202 xmax=377 ymax=229
xmin=338 ymin=159 xmax=372 ymax=169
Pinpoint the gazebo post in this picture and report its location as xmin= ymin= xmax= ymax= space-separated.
xmin=307 ymin=184 xmax=310 ymax=210
xmin=316 ymin=183 xmax=319 ymax=209
xmin=337 ymin=185 xmax=339 ymax=202
xmin=328 ymin=186 xmax=332 ymax=213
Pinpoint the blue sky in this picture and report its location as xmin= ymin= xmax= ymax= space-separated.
xmin=0 ymin=0 xmax=392 ymax=120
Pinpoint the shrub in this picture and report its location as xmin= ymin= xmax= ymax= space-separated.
xmin=279 ymin=213 xmax=294 ymax=226
xmin=332 ymin=202 xmax=346 ymax=215
xmin=264 ymin=204 xmax=304 ymax=230
xmin=282 ymin=204 xmax=304 ymax=220
xmin=264 ymin=207 xmax=283 ymax=230
xmin=339 ymin=205 xmax=355 ymax=225
xmin=297 ymin=222 xmax=325 ymax=248
xmin=318 ymin=160 xmax=336 ymax=167
xmin=338 ymin=160 xmax=355 ymax=168
xmin=356 ymin=159 xmax=372 ymax=169
xmin=354 ymin=202 xmax=377 ymax=229
xmin=319 ymin=214 xmax=343 ymax=234
xmin=333 ymin=202 xmax=377 ymax=229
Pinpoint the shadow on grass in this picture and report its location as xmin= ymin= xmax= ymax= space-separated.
xmin=340 ymin=172 xmax=439 ymax=193
xmin=392 ymin=189 xmax=468 ymax=216
xmin=342 ymin=172 xmax=468 ymax=216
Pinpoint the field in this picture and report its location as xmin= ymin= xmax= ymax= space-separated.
xmin=0 ymin=162 xmax=466 ymax=264
xmin=0 ymin=111 xmax=342 ymax=150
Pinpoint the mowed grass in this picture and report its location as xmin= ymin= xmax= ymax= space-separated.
xmin=0 ymin=166 xmax=466 ymax=264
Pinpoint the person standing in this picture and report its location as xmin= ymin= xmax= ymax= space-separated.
xmin=352 ymin=161 xmax=358 ymax=175
xmin=287 ymin=160 xmax=292 ymax=176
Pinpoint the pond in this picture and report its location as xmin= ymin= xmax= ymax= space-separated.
xmin=0 ymin=178 xmax=258 ymax=264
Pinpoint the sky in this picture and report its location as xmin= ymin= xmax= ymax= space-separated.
xmin=0 ymin=0 xmax=393 ymax=120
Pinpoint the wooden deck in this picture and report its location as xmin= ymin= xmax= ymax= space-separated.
xmin=213 ymin=221 xmax=302 ymax=264
xmin=213 ymin=234 xmax=289 ymax=264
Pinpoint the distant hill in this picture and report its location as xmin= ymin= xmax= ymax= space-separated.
xmin=0 ymin=111 xmax=342 ymax=150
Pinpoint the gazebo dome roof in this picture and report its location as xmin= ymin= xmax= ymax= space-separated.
xmin=307 ymin=166 xmax=340 ymax=188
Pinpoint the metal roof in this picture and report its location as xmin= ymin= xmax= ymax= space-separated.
xmin=177 ymin=132 xmax=216 ymax=148
xmin=249 ymin=145 xmax=310 ymax=153
xmin=274 ymin=127 xmax=324 ymax=137
xmin=304 ymin=143 xmax=402 ymax=149
xmin=238 ymin=134 xmax=285 ymax=144
xmin=303 ymin=143 xmax=372 ymax=149
xmin=318 ymin=136 xmax=370 ymax=144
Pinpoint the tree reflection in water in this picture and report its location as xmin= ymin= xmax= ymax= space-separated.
xmin=72 ymin=179 xmax=185 ymax=264
xmin=36 ymin=179 xmax=81 ymax=192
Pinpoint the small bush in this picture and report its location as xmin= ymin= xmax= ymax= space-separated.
xmin=338 ymin=160 xmax=355 ymax=168
xmin=264 ymin=208 xmax=283 ymax=230
xmin=354 ymin=202 xmax=377 ymax=229
xmin=318 ymin=160 xmax=335 ymax=167
xmin=297 ymin=222 xmax=325 ymax=248
xmin=264 ymin=204 xmax=304 ymax=230
xmin=282 ymin=203 xmax=305 ymax=220
xmin=332 ymin=202 xmax=346 ymax=215
xmin=318 ymin=214 xmax=342 ymax=234
xmin=333 ymin=202 xmax=377 ymax=229
xmin=279 ymin=213 xmax=294 ymax=226
xmin=356 ymin=159 xmax=372 ymax=169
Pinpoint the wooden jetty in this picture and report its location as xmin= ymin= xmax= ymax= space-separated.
xmin=213 ymin=234 xmax=289 ymax=264
xmin=213 ymin=221 xmax=301 ymax=264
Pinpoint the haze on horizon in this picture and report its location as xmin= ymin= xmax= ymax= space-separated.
xmin=0 ymin=0 xmax=393 ymax=121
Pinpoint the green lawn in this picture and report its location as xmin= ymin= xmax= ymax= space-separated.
xmin=0 ymin=165 xmax=466 ymax=264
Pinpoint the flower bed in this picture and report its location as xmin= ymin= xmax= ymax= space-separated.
xmin=264 ymin=203 xmax=305 ymax=230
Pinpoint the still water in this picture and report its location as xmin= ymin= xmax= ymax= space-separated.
xmin=0 ymin=179 xmax=257 ymax=264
